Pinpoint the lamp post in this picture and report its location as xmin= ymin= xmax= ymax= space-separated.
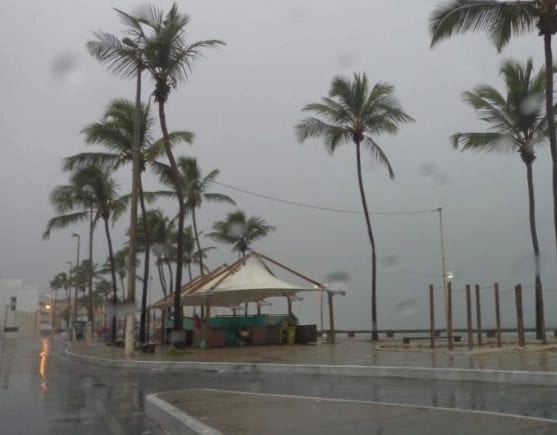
xmin=66 ymin=261 xmax=73 ymax=336
xmin=72 ymin=234 xmax=80 ymax=326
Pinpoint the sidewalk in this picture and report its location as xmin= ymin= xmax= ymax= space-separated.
xmin=65 ymin=337 xmax=557 ymax=434
xmin=67 ymin=336 xmax=557 ymax=372
xmin=146 ymin=389 xmax=557 ymax=435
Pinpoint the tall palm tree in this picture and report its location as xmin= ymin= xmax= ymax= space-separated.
xmin=135 ymin=3 xmax=225 ymax=332
xmin=44 ymin=166 xmax=127 ymax=342
xmin=429 ymin=0 xmax=557 ymax=279
xmin=87 ymin=7 xmax=148 ymax=305
xmin=451 ymin=58 xmax=547 ymax=340
xmin=295 ymin=73 xmax=414 ymax=341
xmin=207 ymin=210 xmax=275 ymax=257
xmin=64 ymin=98 xmax=193 ymax=335
xmin=155 ymin=156 xmax=235 ymax=275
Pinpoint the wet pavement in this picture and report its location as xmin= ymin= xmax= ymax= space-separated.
xmin=156 ymin=389 xmax=557 ymax=435
xmin=68 ymin=335 xmax=557 ymax=372
xmin=0 ymin=338 xmax=163 ymax=434
xmin=4 ymin=336 xmax=557 ymax=434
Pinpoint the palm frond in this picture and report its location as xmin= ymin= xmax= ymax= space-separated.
xmin=451 ymin=131 xmax=515 ymax=153
xmin=203 ymin=193 xmax=236 ymax=205
xmin=64 ymin=152 xmax=122 ymax=171
xmin=429 ymin=0 xmax=536 ymax=51
xmin=43 ymin=211 xmax=90 ymax=239
xmin=86 ymin=32 xmax=138 ymax=78
xmin=295 ymin=118 xmax=351 ymax=153
xmin=364 ymin=137 xmax=395 ymax=179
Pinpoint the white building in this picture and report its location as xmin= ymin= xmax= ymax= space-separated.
xmin=0 ymin=278 xmax=42 ymax=337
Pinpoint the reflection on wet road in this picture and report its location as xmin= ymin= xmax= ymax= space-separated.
xmin=1 ymin=338 xmax=557 ymax=434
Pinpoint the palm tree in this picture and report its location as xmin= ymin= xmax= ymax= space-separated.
xmin=182 ymin=225 xmax=215 ymax=281
xmin=207 ymin=210 xmax=275 ymax=257
xmin=429 ymin=0 xmax=557 ymax=280
xmin=295 ymin=73 xmax=414 ymax=341
xmin=135 ymin=3 xmax=225 ymax=333
xmin=155 ymin=156 xmax=235 ymax=275
xmin=451 ymin=58 xmax=547 ymax=340
xmin=64 ymin=98 xmax=193 ymax=334
xmin=50 ymin=272 xmax=72 ymax=328
xmin=137 ymin=209 xmax=176 ymax=298
xmin=44 ymin=166 xmax=127 ymax=342
xmin=102 ymin=247 xmax=139 ymax=302
xmin=87 ymin=7 xmax=148 ymax=305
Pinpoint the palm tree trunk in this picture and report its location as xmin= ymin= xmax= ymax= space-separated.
xmin=165 ymin=258 xmax=174 ymax=295
xmin=104 ymin=216 xmax=119 ymax=343
xmin=187 ymin=262 xmax=193 ymax=281
xmin=355 ymin=141 xmax=378 ymax=341
xmin=158 ymin=100 xmax=185 ymax=332
xmin=157 ymin=259 xmax=167 ymax=297
xmin=526 ymin=161 xmax=545 ymax=341
xmin=120 ymin=275 xmax=126 ymax=301
xmin=191 ymin=207 xmax=205 ymax=275
xmin=139 ymin=179 xmax=151 ymax=344
xmin=88 ymin=207 xmax=94 ymax=326
xmin=127 ymin=64 xmax=142 ymax=305
xmin=543 ymin=33 xmax=557 ymax=290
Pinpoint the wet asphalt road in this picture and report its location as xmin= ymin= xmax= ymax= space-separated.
xmin=1 ymin=337 xmax=557 ymax=434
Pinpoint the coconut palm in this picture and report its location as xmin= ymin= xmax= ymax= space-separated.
xmin=44 ymin=166 xmax=127 ymax=342
xmin=295 ymin=72 xmax=414 ymax=341
xmin=135 ymin=3 xmax=225 ymax=332
xmin=207 ymin=210 xmax=275 ymax=257
xmin=64 ymin=98 xmax=193 ymax=331
xmin=87 ymin=7 xmax=148 ymax=305
xmin=451 ymin=58 xmax=547 ymax=340
xmin=429 ymin=0 xmax=557 ymax=278
xmin=154 ymin=157 xmax=235 ymax=275
xmin=137 ymin=209 xmax=176 ymax=298
xmin=102 ymin=247 xmax=140 ymax=302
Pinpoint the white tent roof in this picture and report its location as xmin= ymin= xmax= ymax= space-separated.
xmin=153 ymin=252 xmax=324 ymax=308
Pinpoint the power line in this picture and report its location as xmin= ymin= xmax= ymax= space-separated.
xmin=215 ymin=181 xmax=437 ymax=216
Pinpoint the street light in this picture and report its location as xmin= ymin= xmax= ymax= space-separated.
xmin=72 ymin=234 xmax=80 ymax=328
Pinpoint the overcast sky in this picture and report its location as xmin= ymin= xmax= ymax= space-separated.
xmin=1 ymin=0 xmax=553 ymax=330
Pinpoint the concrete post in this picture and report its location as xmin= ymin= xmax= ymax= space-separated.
xmin=125 ymin=314 xmax=135 ymax=356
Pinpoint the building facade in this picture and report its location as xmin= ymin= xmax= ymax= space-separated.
xmin=0 ymin=278 xmax=42 ymax=337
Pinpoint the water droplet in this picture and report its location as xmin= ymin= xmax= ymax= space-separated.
xmin=519 ymin=92 xmax=543 ymax=116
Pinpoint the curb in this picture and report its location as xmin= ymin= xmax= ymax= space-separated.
xmin=64 ymin=347 xmax=557 ymax=386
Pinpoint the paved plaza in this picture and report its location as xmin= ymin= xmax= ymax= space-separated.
xmin=65 ymin=336 xmax=557 ymax=434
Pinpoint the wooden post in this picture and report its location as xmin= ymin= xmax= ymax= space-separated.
xmin=327 ymin=292 xmax=335 ymax=344
xmin=204 ymin=300 xmax=212 ymax=349
xmin=465 ymin=284 xmax=473 ymax=350
xmin=447 ymin=281 xmax=453 ymax=350
xmin=287 ymin=297 xmax=292 ymax=316
xmin=429 ymin=285 xmax=435 ymax=349
xmin=494 ymin=283 xmax=502 ymax=348
xmin=475 ymin=284 xmax=483 ymax=347
xmin=515 ymin=284 xmax=525 ymax=347
xmin=537 ymin=281 xmax=546 ymax=344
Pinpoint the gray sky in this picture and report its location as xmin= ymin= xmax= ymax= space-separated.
xmin=1 ymin=0 xmax=553 ymax=330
